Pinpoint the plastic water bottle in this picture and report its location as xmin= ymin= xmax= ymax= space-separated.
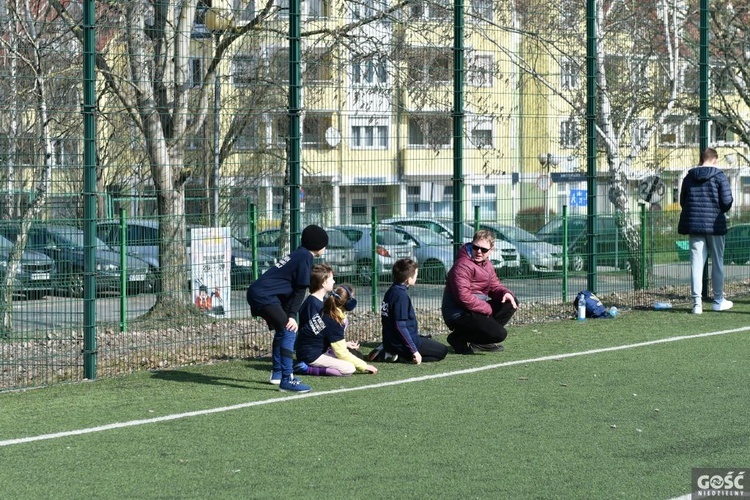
xmin=654 ymin=302 xmax=672 ymax=311
xmin=608 ymin=306 xmax=619 ymax=318
xmin=577 ymin=294 xmax=587 ymax=321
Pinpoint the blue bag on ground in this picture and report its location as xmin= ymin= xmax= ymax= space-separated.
xmin=573 ymin=290 xmax=609 ymax=319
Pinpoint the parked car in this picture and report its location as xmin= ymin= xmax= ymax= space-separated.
xmin=96 ymin=218 xmax=163 ymax=290
xmin=256 ymin=227 xmax=357 ymax=280
xmin=331 ymin=224 xmax=415 ymax=284
xmin=382 ymin=216 xmax=476 ymax=243
xmin=0 ymin=223 xmax=154 ymax=297
xmin=723 ymin=223 xmax=750 ymax=264
xmin=535 ymin=215 xmax=632 ymax=271
xmin=0 ymin=234 xmax=57 ymax=299
xmin=478 ymin=222 xmax=564 ymax=275
xmin=97 ymin=219 xmax=276 ymax=290
xmin=388 ymin=225 xmax=454 ymax=283
xmin=382 ymin=217 xmax=520 ymax=276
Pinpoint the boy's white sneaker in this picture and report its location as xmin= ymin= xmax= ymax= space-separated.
xmin=692 ymin=304 xmax=703 ymax=315
xmin=712 ymin=299 xmax=734 ymax=312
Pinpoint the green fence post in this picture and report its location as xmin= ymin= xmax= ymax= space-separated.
xmin=82 ymin=0 xmax=97 ymax=380
xmin=473 ymin=205 xmax=480 ymax=232
xmin=248 ymin=203 xmax=259 ymax=280
xmin=562 ymin=205 xmax=568 ymax=302
xmin=119 ymin=208 xmax=127 ymax=333
xmin=371 ymin=207 xmax=379 ymax=313
xmin=641 ymin=203 xmax=648 ymax=290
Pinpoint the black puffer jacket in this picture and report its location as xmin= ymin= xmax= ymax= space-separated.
xmin=677 ymin=166 xmax=733 ymax=236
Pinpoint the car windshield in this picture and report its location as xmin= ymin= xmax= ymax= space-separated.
xmin=406 ymin=227 xmax=450 ymax=245
xmin=537 ymin=218 xmax=586 ymax=236
xmin=47 ymin=227 xmax=112 ymax=250
xmin=496 ymin=225 xmax=538 ymax=242
xmin=0 ymin=234 xmax=14 ymax=249
xmin=377 ymin=229 xmax=407 ymax=245
xmin=326 ymin=229 xmax=352 ymax=249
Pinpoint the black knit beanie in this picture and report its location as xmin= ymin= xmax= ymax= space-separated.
xmin=300 ymin=224 xmax=329 ymax=251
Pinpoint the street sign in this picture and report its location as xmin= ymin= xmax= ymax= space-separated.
xmin=638 ymin=175 xmax=666 ymax=204
xmin=570 ymin=189 xmax=587 ymax=207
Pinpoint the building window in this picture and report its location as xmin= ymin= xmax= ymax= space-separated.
xmin=712 ymin=66 xmax=735 ymax=94
xmin=408 ymin=115 xmax=451 ymax=148
xmin=276 ymin=0 xmax=289 ymax=18
xmin=234 ymin=0 xmax=256 ymax=21
xmin=659 ymin=116 xmax=680 ymax=145
xmin=683 ymin=121 xmax=699 ymax=145
xmin=712 ymin=120 xmax=737 ymax=145
xmin=469 ymin=125 xmax=492 ymax=149
xmin=560 ymin=58 xmax=579 ymax=89
xmin=53 ymin=138 xmax=79 ymax=168
xmin=235 ymin=121 xmax=260 ymax=150
xmin=307 ymin=0 xmax=329 ymax=18
xmin=270 ymin=49 xmax=290 ymax=83
xmin=681 ymin=63 xmax=699 ymax=93
xmin=350 ymin=0 xmax=386 ymax=19
xmin=409 ymin=0 xmax=450 ymax=20
xmin=352 ymin=56 xmax=387 ymax=86
xmin=559 ymin=119 xmax=580 ymax=148
xmin=559 ymin=3 xmax=579 ymax=27
xmin=468 ymin=54 xmax=493 ymax=87
xmin=302 ymin=113 xmax=333 ymax=149
xmin=232 ymin=54 xmax=261 ymax=86
xmin=271 ymin=114 xmax=289 ymax=148
xmin=305 ymin=50 xmax=333 ymax=83
xmin=351 ymin=124 xmax=388 ymax=149
xmin=470 ymin=0 xmax=492 ymax=20
xmin=407 ymin=48 xmax=452 ymax=84
xmin=189 ymin=57 xmax=203 ymax=87
xmin=629 ymin=119 xmax=649 ymax=146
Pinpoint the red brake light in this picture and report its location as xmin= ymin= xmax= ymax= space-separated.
xmin=376 ymin=245 xmax=390 ymax=257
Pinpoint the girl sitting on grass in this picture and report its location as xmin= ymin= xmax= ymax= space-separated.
xmin=294 ymin=275 xmax=378 ymax=377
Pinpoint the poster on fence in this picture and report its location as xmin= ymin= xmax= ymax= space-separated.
xmin=191 ymin=227 xmax=232 ymax=318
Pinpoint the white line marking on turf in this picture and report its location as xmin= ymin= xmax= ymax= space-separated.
xmin=2 ymin=325 xmax=748 ymax=448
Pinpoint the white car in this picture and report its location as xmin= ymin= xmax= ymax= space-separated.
xmin=331 ymin=224 xmax=416 ymax=285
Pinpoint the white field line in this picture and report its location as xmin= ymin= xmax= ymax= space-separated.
xmin=2 ymin=325 xmax=749 ymax=448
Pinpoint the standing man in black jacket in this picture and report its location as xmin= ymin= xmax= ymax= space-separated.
xmin=678 ymin=148 xmax=734 ymax=315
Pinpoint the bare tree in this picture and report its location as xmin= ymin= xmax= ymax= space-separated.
xmin=688 ymin=3 xmax=750 ymax=165
xmin=0 ymin=0 xmax=61 ymax=332
xmin=506 ymin=0 xmax=688 ymax=288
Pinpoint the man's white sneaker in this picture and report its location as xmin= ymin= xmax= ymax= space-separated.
xmin=692 ymin=304 xmax=703 ymax=315
xmin=712 ymin=299 xmax=734 ymax=312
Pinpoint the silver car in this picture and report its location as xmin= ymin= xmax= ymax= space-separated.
xmin=381 ymin=216 xmax=520 ymax=276
xmin=479 ymin=223 xmax=563 ymax=275
xmin=332 ymin=224 xmax=415 ymax=285
xmin=256 ymin=227 xmax=356 ymax=281
xmin=389 ymin=225 xmax=454 ymax=283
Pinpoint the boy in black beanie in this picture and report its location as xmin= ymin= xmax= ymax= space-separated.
xmin=247 ymin=224 xmax=328 ymax=392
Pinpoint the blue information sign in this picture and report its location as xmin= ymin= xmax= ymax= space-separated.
xmin=570 ymin=189 xmax=587 ymax=207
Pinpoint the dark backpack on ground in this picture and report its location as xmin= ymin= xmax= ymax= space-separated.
xmin=573 ymin=290 xmax=609 ymax=319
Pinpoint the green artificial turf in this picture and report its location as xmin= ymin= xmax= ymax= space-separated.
xmin=0 ymin=300 xmax=748 ymax=499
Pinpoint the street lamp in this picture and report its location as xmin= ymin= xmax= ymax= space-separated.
xmin=538 ymin=153 xmax=560 ymax=222
xmin=205 ymin=5 xmax=232 ymax=227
